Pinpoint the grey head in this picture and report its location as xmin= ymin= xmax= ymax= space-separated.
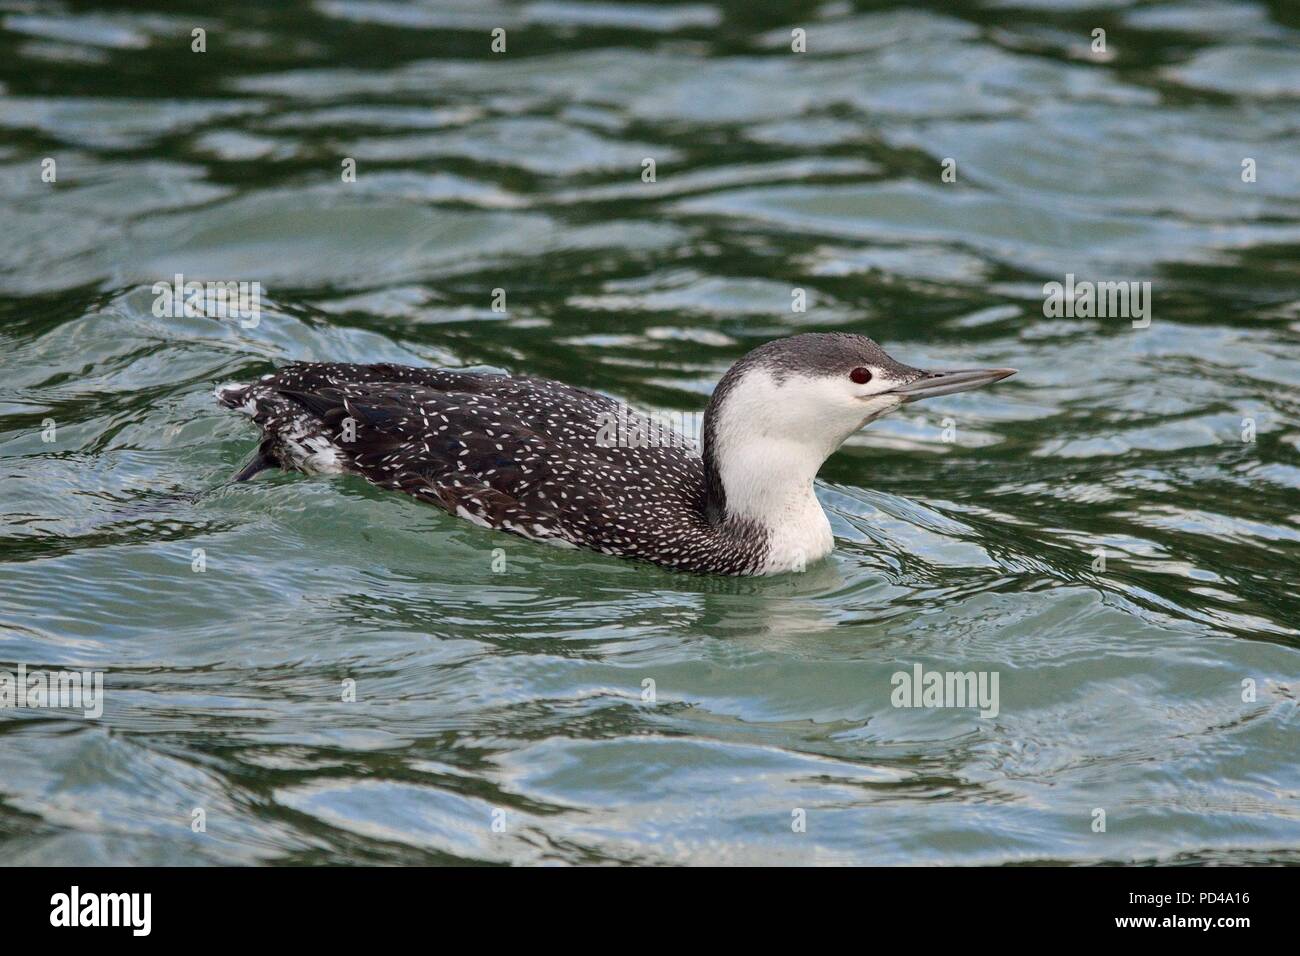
xmin=701 ymin=333 xmax=1016 ymax=524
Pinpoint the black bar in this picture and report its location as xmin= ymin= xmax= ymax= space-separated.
xmin=5 ymin=865 xmax=1285 ymax=941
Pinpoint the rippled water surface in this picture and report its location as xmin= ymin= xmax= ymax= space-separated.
xmin=1 ymin=0 xmax=1299 ymax=865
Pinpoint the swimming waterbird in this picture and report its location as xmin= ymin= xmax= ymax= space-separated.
xmin=216 ymin=334 xmax=1015 ymax=575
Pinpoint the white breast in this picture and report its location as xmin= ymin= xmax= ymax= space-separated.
xmin=759 ymin=497 xmax=834 ymax=574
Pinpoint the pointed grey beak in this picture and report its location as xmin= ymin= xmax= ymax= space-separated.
xmin=890 ymin=367 xmax=1017 ymax=403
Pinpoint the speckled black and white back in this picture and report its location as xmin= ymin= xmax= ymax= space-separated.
xmin=216 ymin=362 xmax=772 ymax=574
xmin=214 ymin=332 xmax=975 ymax=576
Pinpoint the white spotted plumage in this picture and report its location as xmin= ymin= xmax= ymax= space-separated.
xmin=214 ymin=335 xmax=1016 ymax=575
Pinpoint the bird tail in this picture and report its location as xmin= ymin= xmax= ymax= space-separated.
xmin=214 ymin=378 xmax=350 ymax=479
xmin=215 ymin=381 xmax=255 ymax=414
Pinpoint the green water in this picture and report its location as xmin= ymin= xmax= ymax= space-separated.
xmin=1 ymin=0 xmax=1298 ymax=865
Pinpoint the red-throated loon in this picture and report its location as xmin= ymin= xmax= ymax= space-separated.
xmin=215 ymin=333 xmax=1015 ymax=575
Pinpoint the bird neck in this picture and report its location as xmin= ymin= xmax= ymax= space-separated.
xmin=702 ymin=386 xmax=838 ymax=572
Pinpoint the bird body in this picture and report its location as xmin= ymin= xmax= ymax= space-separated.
xmin=216 ymin=334 xmax=1015 ymax=576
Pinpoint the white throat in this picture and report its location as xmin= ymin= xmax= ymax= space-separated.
xmin=716 ymin=434 xmax=833 ymax=574
xmin=708 ymin=369 xmax=855 ymax=574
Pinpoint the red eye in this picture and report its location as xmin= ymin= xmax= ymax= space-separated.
xmin=850 ymin=367 xmax=872 ymax=384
